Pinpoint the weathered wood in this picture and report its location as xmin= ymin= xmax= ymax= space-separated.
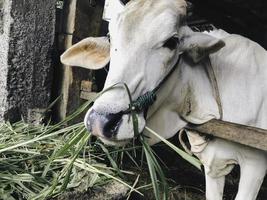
xmin=56 ymin=0 xmax=77 ymax=121
xmin=187 ymin=119 xmax=267 ymax=151
xmin=55 ymin=0 xmax=104 ymax=122
xmin=81 ymin=80 xmax=93 ymax=92
xmin=80 ymin=91 xmax=97 ymax=101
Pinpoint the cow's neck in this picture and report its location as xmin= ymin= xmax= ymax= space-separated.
xmin=144 ymin=55 xmax=220 ymax=144
xmin=174 ymin=56 xmax=221 ymax=123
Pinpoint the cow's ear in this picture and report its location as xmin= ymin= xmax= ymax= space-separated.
xmin=179 ymin=27 xmax=225 ymax=63
xmin=60 ymin=37 xmax=110 ymax=70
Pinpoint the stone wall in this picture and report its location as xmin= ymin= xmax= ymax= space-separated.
xmin=0 ymin=0 xmax=4 ymax=34
xmin=0 ymin=0 xmax=11 ymax=121
xmin=0 ymin=0 xmax=56 ymax=122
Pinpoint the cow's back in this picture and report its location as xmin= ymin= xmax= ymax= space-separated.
xmin=207 ymin=31 xmax=267 ymax=129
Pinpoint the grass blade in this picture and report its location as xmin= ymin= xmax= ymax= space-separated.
xmin=145 ymin=126 xmax=202 ymax=170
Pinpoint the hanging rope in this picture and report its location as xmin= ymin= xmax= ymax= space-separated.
xmin=205 ymin=57 xmax=223 ymax=120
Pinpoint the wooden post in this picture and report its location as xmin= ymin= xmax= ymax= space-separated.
xmin=57 ymin=0 xmax=77 ymax=121
xmin=55 ymin=0 xmax=104 ymax=122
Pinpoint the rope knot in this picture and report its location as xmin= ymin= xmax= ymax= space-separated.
xmin=131 ymin=91 xmax=157 ymax=112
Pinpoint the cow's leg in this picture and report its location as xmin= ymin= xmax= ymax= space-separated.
xmin=185 ymin=131 xmax=267 ymax=200
xmin=185 ymin=131 xmax=237 ymax=200
xmin=234 ymin=150 xmax=267 ymax=200
xmin=205 ymin=168 xmax=225 ymax=200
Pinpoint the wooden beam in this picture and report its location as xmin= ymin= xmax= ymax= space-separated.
xmin=80 ymin=91 xmax=97 ymax=101
xmin=187 ymin=119 xmax=267 ymax=151
xmin=81 ymin=80 xmax=93 ymax=92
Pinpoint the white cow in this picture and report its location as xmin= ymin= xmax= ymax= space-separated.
xmin=60 ymin=0 xmax=267 ymax=199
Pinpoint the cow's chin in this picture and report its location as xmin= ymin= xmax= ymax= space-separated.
xmin=100 ymin=114 xmax=146 ymax=147
xmin=99 ymin=137 xmax=131 ymax=146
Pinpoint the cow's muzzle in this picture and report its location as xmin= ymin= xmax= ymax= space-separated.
xmin=85 ymin=109 xmax=123 ymax=138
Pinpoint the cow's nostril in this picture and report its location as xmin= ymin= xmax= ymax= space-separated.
xmin=103 ymin=112 xmax=123 ymax=138
xmin=85 ymin=109 xmax=124 ymax=138
xmin=85 ymin=109 xmax=95 ymax=133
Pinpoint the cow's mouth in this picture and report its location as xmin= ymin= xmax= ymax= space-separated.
xmin=86 ymin=109 xmax=124 ymax=138
xmin=99 ymin=137 xmax=131 ymax=146
xmin=85 ymin=107 xmax=146 ymax=144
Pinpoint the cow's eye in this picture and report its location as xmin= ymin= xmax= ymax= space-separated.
xmin=107 ymin=33 xmax=111 ymax=43
xmin=163 ymin=36 xmax=180 ymax=50
xmin=120 ymin=0 xmax=130 ymax=5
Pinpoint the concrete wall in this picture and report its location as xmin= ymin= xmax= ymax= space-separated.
xmin=0 ymin=0 xmax=12 ymax=121
xmin=0 ymin=0 xmax=56 ymax=122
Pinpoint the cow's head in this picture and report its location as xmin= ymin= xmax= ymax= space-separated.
xmin=61 ymin=0 xmax=224 ymax=145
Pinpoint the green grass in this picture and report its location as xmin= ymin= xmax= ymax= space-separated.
xmin=0 ymin=120 xmax=141 ymax=200
xmin=0 ymin=96 xmax=140 ymax=199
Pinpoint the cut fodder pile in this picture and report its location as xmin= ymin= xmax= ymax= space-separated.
xmin=0 ymin=120 xmax=137 ymax=200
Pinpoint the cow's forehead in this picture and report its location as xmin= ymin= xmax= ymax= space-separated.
xmin=123 ymin=0 xmax=187 ymax=16
xmin=109 ymin=0 xmax=186 ymax=44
